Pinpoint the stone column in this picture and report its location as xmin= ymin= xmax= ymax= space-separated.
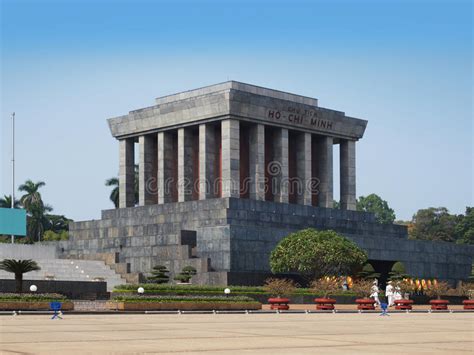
xmin=273 ymin=128 xmax=289 ymax=203
xmin=138 ymin=135 xmax=157 ymax=206
xmin=249 ymin=124 xmax=265 ymax=200
xmin=119 ymin=138 xmax=135 ymax=208
xmin=178 ymin=127 xmax=194 ymax=202
xmin=340 ymin=139 xmax=356 ymax=210
xmin=199 ymin=124 xmax=217 ymax=200
xmin=316 ymin=136 xmax=333 ymax=208
xmin=157 ymin=131 xmax=174 ymax=204
xmin=296 ymin=132 xmax=312 ymax=205
xmin=221 ymin=119 xmax=240 ymax=198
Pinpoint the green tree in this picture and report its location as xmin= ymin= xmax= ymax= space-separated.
xmin=0 ymin=195 xmax=20 ymax=208
xmin=409 ymin=207 xmax=458 ymax=242
xmin=357 ymin=262 xmax=380 ymax=280
xmin=0 ymin=259 xmax=41 ymax=293
xmin=43 ymin=230 xmax=69 ymax=241
xmin=455 ymin=207 xmax=474 ymax=245
xmin=270 ymin=229 xmax=367 ymax=281
xmin=356 ymin=194 xmax=396 ymax=224
xmin=18 ymin=180 xmax=46 ymax=212
xmin=27 ymin=203 xmax=53 ymax=242
xmin=174 ymin=266 xmax=197 ymax=283
xmin=147 ymin=265 xmax=170 ymax=284
xmin=105 ymin=177 xmax=120 ymax=208
xmin=388 ymin=261 xmax=410 ymax=281
xmin=46 ymin=214 xmax=71 ymax=233
xmin=106 ymin=165 xmax=139 ymax=208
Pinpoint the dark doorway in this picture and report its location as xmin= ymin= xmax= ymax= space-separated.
xmin=368 ymin=259 xmax=396 ymax=289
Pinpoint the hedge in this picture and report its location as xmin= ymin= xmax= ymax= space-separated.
xmin=113 ymin=284 xmax=358 ymax=297
xmin=0 ymin=293 xmax=67 ymax=302
xmin=112 ymin=295 xmax=258 ymax=303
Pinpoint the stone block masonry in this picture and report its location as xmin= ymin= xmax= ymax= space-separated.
xmin=59 ymin=198 xmax=474 ymax=285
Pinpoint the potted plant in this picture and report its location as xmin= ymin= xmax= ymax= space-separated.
xmin=351 ymin=279 xmax=376 ymax=310
xmin=311 ymin=277 xmax=342 ymax=310
xmin=173 ymin=266 xmax=197 ymax=284
xmin=263 ymin=278 xmax=296 ymax=310
xmin=458 ymin=282 xmax=474 ymax=309
xmin=393 ymin=280 xmax=416 ymax=310
xmin=424 ymin=281 xmax=450 ymax=310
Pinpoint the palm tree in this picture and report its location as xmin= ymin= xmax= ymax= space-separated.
xmin=28 ymin=203 xmax=53 ymax=242
xmin=105 ymin=165 xmax=139 ymax=208
xmin=0 ymin=259 xmax=41 ymax=293
xmin=18 ymin=180 xmax=46 ymax=212
xmin=105 ymin=177 xmax=119 ymax=208
xmin=0 ymin=195 xmax=20 ymax=208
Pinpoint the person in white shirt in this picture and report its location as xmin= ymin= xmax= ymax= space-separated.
xmin=385 ymin=280 xmax=394 ymax=307
xmin=370 ymin=280 xmax=381 ymax=307
xmin=393 ymin=283 xmax=402 ymax=302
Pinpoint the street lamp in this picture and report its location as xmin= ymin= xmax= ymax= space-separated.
xmin=29 ymin=285 xmax=37 ymax=292
xmin=137 ymin=287 xmax=145 ymax=295
xmin=224 ymin=288 xmax=231 ymax=298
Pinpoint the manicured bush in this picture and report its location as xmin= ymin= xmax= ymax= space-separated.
xmin=270 ymin=229 xmax=367 ymax=281
xmin=311 ymin=277 xmax=344 ymax=299
xmin=113 ymin=283 xmax=357 ymax=297
xmin=147 ymin=265 xmax=169 ymax=284
xmin=112 ymin=295 xmax=258 ymax=303
xmin=388 ymin=262 xmax=410 ymax=281
xmin=0 ymin=293 xmax=67 ymax=302
xmin=174 ymin=266 xmax=197 ymax=283
xmin=263 ymin=278 xmax=296 ymax=298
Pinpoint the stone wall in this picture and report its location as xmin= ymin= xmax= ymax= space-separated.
xmin=58 ymin=197 xmax=473 ymax=285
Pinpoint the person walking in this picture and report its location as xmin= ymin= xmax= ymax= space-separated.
xmin=370 ymin=280 xmax=381 ymax=307
xmin=386 ymin=280 xmax=394 ymax=307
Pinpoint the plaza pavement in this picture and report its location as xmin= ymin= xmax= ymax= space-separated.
xmin=1 ymin=312 xmax=473 ymax=354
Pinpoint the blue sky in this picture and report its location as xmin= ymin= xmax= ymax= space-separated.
xmin=1 ymin=0 xmax=472 ymax=221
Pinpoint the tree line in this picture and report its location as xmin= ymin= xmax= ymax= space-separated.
xmin=0 ymin=180 xmax=71 ymax=243
xmin=343 ymin=193 xmax=473 ymax=245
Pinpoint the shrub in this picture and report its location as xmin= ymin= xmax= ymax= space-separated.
xmin=351 ymin=279 xmax=374 ymax=298
xmin=0 ymin=293 xmax=66 ymax=302
xmin=357 ymin=263 xmax=380 ymax=280
xmin=388 ymin=262 xmax=410 ymax=281
xmin=394 ymin=280 xmax=417 ymax=298
xmin=112 ymin=295 xmax=258 ymax=303
xmin=457 ymin=282 xmax=474 ymax=299
xmin=270 ymin=229 xmax=367 ymax=281
xmin=174 ymin=266 xmax=197 ymax=283
xmin=263 ymin=278 xmax=296 ymax=298
xmin=147 ymin=265 xmax=169 ymax=284
xmin=423 ymin=281 xmax=450 ymax=300
xmin=311 ymin=277 xmax=344 ymax=298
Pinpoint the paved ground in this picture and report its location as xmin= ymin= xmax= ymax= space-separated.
xmin=1 ymin=313 xmax=473 ymax=354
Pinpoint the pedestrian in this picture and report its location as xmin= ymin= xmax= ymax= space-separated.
xmin=386 ymin=280 xmax=394 ymax=307
xmin=370 ymin=280 xmax=381 ymax=307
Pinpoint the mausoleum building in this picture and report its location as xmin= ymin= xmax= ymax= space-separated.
xmin=59 ymin=82 xmax=473 ymax=285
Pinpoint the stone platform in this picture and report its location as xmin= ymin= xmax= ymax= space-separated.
xmin=57 ymin=198 xmax=474 ymax=285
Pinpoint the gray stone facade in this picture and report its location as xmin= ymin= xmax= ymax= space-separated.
xmin=61 ymin=198 xmax=473 ymax=285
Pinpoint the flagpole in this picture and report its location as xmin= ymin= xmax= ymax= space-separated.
xmin=11 ymin=112 xmax=15 ymax=244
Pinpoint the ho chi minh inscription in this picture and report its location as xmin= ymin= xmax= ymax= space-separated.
xmin=267 ymin=106 xmax=334 ymax=130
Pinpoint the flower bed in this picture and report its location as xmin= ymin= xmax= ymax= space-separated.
xmin=0 ymin=293 xmax=73 ymax=311
xmin=107 ymin=295 xmax=261 ymax=311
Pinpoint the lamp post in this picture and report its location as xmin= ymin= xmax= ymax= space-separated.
xmin=11 ymin=112 xmax=15 ymax=244
xmin=29 ymin=285 xmax=37 ymax=292
xmin=224 ymin=288 xmax=230 ymax=298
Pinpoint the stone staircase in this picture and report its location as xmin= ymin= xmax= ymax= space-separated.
xmin=0 ymin=259 xmax=126 ymax=292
